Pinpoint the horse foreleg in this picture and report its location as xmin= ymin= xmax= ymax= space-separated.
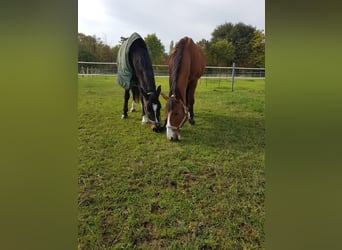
xmin=140 ymin=95 xmax=149 ymax=124
xmin=122 ymin=89 xmax=130 ymax=119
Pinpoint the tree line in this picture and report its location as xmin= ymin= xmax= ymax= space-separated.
xmin=78 ymin=22 xmax=264 ymax=68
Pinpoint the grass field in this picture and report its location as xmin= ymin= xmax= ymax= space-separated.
xmin=78 ymin=75 xmax=265 ymax=249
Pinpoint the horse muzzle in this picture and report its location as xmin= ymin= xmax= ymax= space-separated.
xmin=166 ymin=127 xmax=181 ymax=141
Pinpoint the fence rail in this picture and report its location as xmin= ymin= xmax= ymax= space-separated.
xmin=78 ymin=61 xmax=265 ymax=79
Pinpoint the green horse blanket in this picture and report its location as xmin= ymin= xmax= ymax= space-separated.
xmin=117 ymin=32 xmax=142 ymax=90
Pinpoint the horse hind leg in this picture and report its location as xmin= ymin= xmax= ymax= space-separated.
xmin=130 ymin=87 xmax=138 ymax=112
xmin=188 ymin=108 xmax=195 ymax=126
xmin=130 ymin=100 xmax=137 ymax=112
xmin=187 ymin=80 xmax=198 ymax=126
xmin=122 ymin=89 xmax=130 ymax=119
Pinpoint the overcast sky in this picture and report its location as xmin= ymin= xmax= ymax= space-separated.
xmin=78 ymin=0 xmax=265 ymax=50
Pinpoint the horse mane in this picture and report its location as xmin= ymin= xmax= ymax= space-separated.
xmin=169 ymin=37 xmax=187 ymax=99
xmin=166 ymin=96 xmax=177 ymax=113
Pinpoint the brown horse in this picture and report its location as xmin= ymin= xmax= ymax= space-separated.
xmin=161 ymin=37 xmax=205 ymax=141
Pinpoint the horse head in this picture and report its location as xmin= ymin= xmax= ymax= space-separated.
xmin=161 ymin=93 xmax=188 ymax=141
xmin=141 ymin=85 xmax=162 ymax=127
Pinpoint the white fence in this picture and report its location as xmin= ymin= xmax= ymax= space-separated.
xmin=78 ymin=61 xmax=265 ymax=79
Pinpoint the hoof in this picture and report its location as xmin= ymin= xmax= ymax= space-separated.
xmin=141 ymin=115 xmax=149 ymax=124
xmin=189 ymin=118 xmax=195 ymax=126
xmin=130 ymin=108 xmax=136 ymax=112
xmin=121 ymin=114 xmax=128 ymax=119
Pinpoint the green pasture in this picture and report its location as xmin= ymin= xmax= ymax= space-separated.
xmin=78 ymin=75 xmax=265 ymax=249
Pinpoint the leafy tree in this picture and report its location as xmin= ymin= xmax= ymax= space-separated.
xmin=78 ymin=33 xmax=118 ymax=62
xmin=210 ymin=39 xmax=235 ymax=66
xmin=100 ymin=45 xmax=112 ymax=62
xmin=78 ymin=23 xmax=265 ymax=67
xmin=78 ymin=49 xmax=96 ymax=62
xmin=209 ymin=22 xmax=259 ymax=67
xmin=197 ymin=39 xmax=211 ymax=64
xmin=169 ymin=40 xmax=174 ymax=55
xmin=249 ymin=30 xmax=265 ymax=67
xmin=111 ymin=45 xmax=120 ymax=62
xmin=230 ymin=22 xmax=255 ymax=66
xmin=211 ymin=22 xmax=234 ymax=42
xmin=78 ymin=33 xmax=97 ymax=61
xmin=144 ymin=33 xmax=165 ymax=65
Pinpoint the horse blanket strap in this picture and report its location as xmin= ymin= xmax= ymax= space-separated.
xmin=117 ymin=32 xmax=142 ymax=90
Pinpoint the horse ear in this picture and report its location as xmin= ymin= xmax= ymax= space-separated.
xmin=161 ymin=92 xmax=169 ymax=101
xmin=156 ymin=85 xmax=161 ymax=96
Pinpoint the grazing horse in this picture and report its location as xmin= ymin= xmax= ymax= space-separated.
xmin=117 ymin=32 xmax=162 ymax=128
xmin=161 ymin=37 xmax=205 ymax=140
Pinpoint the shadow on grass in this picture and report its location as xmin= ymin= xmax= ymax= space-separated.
xmin=178 ymin=111 xmax=265 ymax=151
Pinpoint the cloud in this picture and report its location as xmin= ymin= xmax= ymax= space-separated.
xmin=78 ymin=0 xmax=265 ymax=47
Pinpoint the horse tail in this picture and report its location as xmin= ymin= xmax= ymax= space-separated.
xmin=131 ymin=85 xmax=140 ymax=103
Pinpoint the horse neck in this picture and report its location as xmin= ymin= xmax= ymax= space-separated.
xmin=169 ymin=38 xmax=194 ymax=104
xmin=132 ymin=55 xmax=156 ymax=93
xmin=139 ymin=67 xmax=156 ymax=93
xmin=170 ymin=60 xmax=190 ymax=105
xmin=173 ymin=78 xmax=188 ymax=104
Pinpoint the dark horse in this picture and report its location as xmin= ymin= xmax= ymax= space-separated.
xmin=117 ymin=32 xmax=161 ymax=129
xmin=161 ymin=37 xmax=205 ymax=140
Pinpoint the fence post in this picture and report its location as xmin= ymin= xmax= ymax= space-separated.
xmin=205 ymin=68 xmax=208 ymax=86
xmin=231 ymin=62 xmax=235 ymax=92
xmin=218 ymin=67 xmax=221 ymax=87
